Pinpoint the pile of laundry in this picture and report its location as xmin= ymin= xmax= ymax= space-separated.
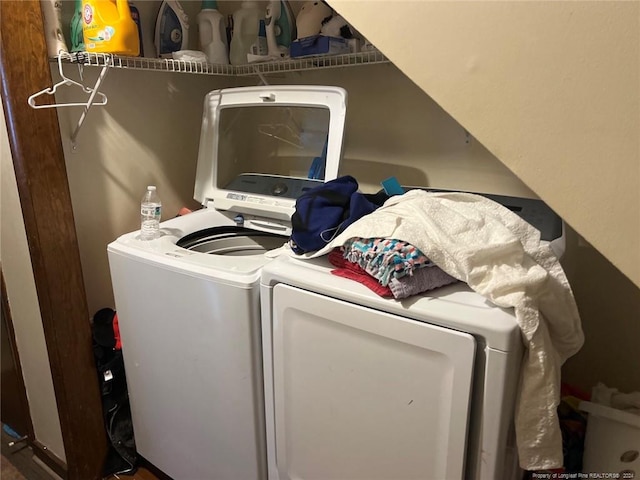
xmin=288 ymin=175 xmax=457 ymax=298
xmin=286 ymin=175 xmax=584 ymax=472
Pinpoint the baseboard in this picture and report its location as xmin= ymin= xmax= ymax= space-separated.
xmin=32 ymin=440 xmax=67 ymax=479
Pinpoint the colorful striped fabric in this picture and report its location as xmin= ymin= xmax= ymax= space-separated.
xmin=341 ymin=237 xmax=434 ymax=286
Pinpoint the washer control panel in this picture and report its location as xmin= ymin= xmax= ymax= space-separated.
xmin=225 ymin=174 xmax=322 ymax=201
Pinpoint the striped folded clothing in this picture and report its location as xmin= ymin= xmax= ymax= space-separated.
xmin=342 ymin=237 xmax=434 ymax=286
xmin=328 ymin=248 xmax=458 ymax=299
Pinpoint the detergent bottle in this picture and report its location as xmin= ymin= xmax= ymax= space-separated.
xmin=197 ymin=0 xmax=228 ymax=64
xmin=70 ymin=0 xmax=85 ymax=52
xmin=229 ymin=1 xmax=263 ymax=65
xmin=82 ymin=0 xmax=140 ymax=56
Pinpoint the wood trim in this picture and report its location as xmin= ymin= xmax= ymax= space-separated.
xmin=32 ymin=439 xmax=68 ymax=479
xmin=0 ymin=2 xmax=108 ymax=479
xmin=138 ymin=457 xmax=173 ymax=480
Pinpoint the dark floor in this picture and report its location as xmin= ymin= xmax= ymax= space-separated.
xmin=1 ymin=453 xmax=27 ymax=480
xmin=1 ymin=426 xmax=159 ymax=480
xmin=1 ymin=428 xmax=51 ymax=480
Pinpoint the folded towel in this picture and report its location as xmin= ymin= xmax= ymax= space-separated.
xmin=328 ymin=249 xmax=393 ymax=297
xmin=388 ymin=265 xmax=458 ymax=299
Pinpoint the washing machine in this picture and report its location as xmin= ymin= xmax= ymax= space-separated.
xmin=107 ymin=85 xmax=347 ymax=480
xmin=260 ymin=192 xmax=564 ymax=480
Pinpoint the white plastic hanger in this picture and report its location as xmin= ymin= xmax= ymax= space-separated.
xmin=28 ymin=52 xmax=109 ymax=109
xmin=27 ymin=52 xmax=112 ymax=147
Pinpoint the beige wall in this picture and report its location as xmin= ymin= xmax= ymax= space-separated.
xmin=0 ymin=99 xmax=66 ymax=461
xmin=328 ymin=0 xmax=640 ymax=289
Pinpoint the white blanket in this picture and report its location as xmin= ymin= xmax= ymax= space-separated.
xmin=299 ymin=189 xmax=583 ymax=470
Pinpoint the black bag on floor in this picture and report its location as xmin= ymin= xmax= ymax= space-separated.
xmin=92 ymin=307 xmax=138 ymax=477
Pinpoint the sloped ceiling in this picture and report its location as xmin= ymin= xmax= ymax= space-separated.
xmin=329 ymin=0 xmax=640 ymax=287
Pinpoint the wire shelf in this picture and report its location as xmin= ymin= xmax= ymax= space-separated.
xmin=58 ymin=50 xmax=389 ymax=77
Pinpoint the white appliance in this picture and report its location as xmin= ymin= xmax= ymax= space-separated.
xmin=107 ymin=85 xmax=347 ymax=480
xmin=260 ymin=193 xmax=564 ymax=480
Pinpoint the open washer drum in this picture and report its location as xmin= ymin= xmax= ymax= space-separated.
xmin=182 ymin=84 xmax=348 ymax=254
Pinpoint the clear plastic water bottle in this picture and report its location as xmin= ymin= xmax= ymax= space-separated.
xmin=140 ymin=185 xmax=162 ymax=240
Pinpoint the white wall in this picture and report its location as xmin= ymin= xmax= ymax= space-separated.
xmin=328 ymin=0 xmax=640 ymax=289
xmin=0 ymin=99 xmax=66 ymax=462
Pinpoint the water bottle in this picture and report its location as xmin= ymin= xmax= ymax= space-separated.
xmin=140 ymin=186 xmax=162 ymax=240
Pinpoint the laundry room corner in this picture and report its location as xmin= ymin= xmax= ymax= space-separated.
xmin=2 ymin=0 xmax=638 ymax=477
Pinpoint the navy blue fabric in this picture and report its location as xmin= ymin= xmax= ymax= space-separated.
xmin=290 ymin=176 xmax=385 ymax=254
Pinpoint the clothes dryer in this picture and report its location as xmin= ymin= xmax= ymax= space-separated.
xmin=107 ymin=85 xmax=347 ymax=480
xmin=260 ymin=192 xmax=564 ymax=480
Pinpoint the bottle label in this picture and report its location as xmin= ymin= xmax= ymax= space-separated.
xmin=141 ymin=206 xmax=161 ymax=216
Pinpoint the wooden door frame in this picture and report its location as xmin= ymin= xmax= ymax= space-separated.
xmin=0 ymin=1 xmax=108 ymax=479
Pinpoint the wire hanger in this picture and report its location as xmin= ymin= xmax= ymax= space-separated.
xmin=27 ymin=52 xmax=112 ymax=148
xmin=27 ymin=52 xmax=108 ymax=109
xmin=258 ymin=123 xmax=304 ymax=149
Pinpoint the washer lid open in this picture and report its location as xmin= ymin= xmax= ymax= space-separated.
xmin=193 ymin=85 xmax=348 ymax=225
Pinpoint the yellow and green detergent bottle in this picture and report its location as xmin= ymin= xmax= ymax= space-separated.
xmin=82 ymin=0 xmax=140 ymax=56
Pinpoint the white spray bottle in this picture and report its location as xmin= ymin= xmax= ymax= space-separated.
xmin=40 ymin=0 xmax=69 ymax=57
xmin=229 ymin=0 xmax=263 ymax=65
xmin=197 ymin=0 xmax=229 ymax=64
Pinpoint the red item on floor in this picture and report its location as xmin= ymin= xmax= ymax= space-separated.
xmin=113 ymin=313 xmax=122 ymax=350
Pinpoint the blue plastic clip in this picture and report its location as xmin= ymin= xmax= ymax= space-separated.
xmin=381 ymin=176 xmax=405 ymax=196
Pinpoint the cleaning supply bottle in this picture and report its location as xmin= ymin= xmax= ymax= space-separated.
xmin=229 ymin=0 xmax=263 ymax=65
xmin=251 ymin=20 xmax=268 ymax=56
xmin=70 ymin=0 xmax=85 ymax=52
xmin=82 ymin=0 xmax=140 ymax=56
xmin=197 ymin=0 xmax=228 ymax=64
xmin=41 ymin=0 xmax=69 ymax=57
xmin=128 ymin=1 xmax=144 ymax=57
